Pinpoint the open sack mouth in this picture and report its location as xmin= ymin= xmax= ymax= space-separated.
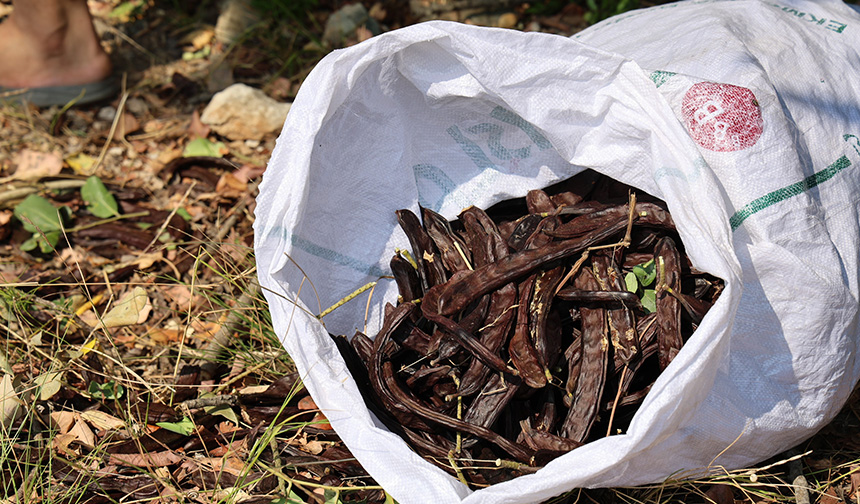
xmin=330 ymin=169 xmax=725 ymax=488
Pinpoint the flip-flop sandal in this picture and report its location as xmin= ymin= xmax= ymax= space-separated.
xmin=0 ymin=76 xmax=118 ymax=107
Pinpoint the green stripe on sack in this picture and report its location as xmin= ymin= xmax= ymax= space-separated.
xmin=729 ymin=155 xmax=851 ymax=231
xmin=649 ymin=70 xmax=676 ymax=88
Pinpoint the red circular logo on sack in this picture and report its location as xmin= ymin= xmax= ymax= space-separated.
xmin=681 ymin=82 xmax=763 ymax=152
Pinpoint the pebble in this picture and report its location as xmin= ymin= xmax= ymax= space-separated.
xmin=497 ymin=12 xmax=518 ymax=29
xmin=323 ymin=3 xmax=380 ymax=47
xmin=97 ymin=106 xmax=117 ymax=122
xmin=200 ymin=83 xmax=291 ymax=141
xmin=125 ymin=98 xmax=149 ymax=116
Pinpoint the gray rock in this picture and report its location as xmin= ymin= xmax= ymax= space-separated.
xmin=323 ymin=3 xmax=379 ymax=47
xmin=97 ymin=106 xmax=117 ymax=122
xmin=200 ymin=83 xmax=291 ymax=141
xmin=125 ymin=97 xmax=149 ymax=116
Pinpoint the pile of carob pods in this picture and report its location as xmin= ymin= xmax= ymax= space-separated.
xmin=333 ymin=170 xmax=724 ymax=487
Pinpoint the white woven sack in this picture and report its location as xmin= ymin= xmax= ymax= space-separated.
xmin=254 ymin=1 xmax=860 ymax=502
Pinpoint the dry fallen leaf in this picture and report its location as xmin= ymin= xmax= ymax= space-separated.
xmin=189 ymin=319 xmax=220 ymax=340
xmin=297 ymin=396 xmax=317 ymax=411
xmin=81 ymin=410 xmax=127 ymax=431
xmin=301 ymin=438 xmax=324 ymax=455
xmin=163 ymin=284 xmax=201 ymax=310
xmin=0 ymin=374 xmax=22 ymax=428
xmin=69 ymin=416 xmax=96 ymax=450
xmin=34 ymin=370 xmax=63 ymax=401
xmin=101 ymin=287 xmax=151 ymax=328
xmin=110 ymin=450 xmax=182 ymax=468
xmin=208 ymin=438 xmax=247 ymax=458
xmin=52 ymin=433 xmax=80 ymax=457
xmin=113 ymin=333 xmax=136 ymax=348
xmin=704 ymin=484 xmax=734 ymax=504
xmin=180 ymin=27 xmax=214 ymax=51
xmin=188 ymin=109 xmax=211 ymax=139
xmin=50 ymin=410 xmax=77 ymax=434
xmin=13 ymin=149 xmax=63 ymax=180
xmin=147 ymin=327 xmax=182 ymax=344
xmin=232 ymin=163 xmax=265 ymax=183
xmin=109 ymin=112 xmax=141 ymax=140
xmin=66 ymin=152 xmax=97 ymax=176
xmin=215 ymin=172 xmax=247 ymax=198
xmin=819 ymin=486 xmax=841 ymax=504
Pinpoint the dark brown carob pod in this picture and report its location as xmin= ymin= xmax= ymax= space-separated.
xmin=591 ymin=254 xmax=640 ymax=366
xmin=560 ymin=268 xmax=608 ymax=442
xmin=655 ymin=236 xmax=683 ymax=371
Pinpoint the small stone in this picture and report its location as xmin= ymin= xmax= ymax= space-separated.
xmin=124 ymin=98 xmax=149 ymax=116
xmin=244 ymin=139 xmax=260 ymax=148
xmin=323 ymin=3 xmax=370 ymax=47
xmin=497 ymin=12 xmax=518 ymax=29
xmin=200 ymin=83 xmax=291 ymax=141
xmin=526 ymin=20 xmax=541 ymax=32
xmin=108 ymin=146 xmax=124 ymax=157
xmin=97 ymin=106 xmax=117 ymax=122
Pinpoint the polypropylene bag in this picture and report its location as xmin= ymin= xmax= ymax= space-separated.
xmin=254 ymin=1 xmax=860 ymax=502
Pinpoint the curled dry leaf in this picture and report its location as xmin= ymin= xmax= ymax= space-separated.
xmin=297 ymin=396 xmax=317 ymax=411
xmin=208 ymin=438 xmax=247 ymax=458
xmin=50 ymin=410 xmax=77 ymax=434
xmin=215 ymin=172 xmax=247 ymax=198
xmin=0 ymin=374 xmax=22 ymax=428
xmin=108 ymin=112 xmax=141 ymax=140
xmin=101 ymin=287 xmax=152 ymax=328
xmin=69 ymin=416 xmax=96 ymax=450
xmin=163 ymin=284 xmax=199 ymax=310
xmin=187 ymin=109 xmax=211 ymax=139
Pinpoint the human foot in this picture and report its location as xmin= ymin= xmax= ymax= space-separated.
xmin=0 ymin=0 xmax=112 ymax=91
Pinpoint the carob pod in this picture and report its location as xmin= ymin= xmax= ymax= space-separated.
xmin=507 ymin=215 xmax=562 ymax=387
xmin=556 ymin=288 xmax=644 ymax=310
xmin=390 ymin=253 xmax=421 ymax=303
xmin=525 ymin=189 xmax=556 ymax=214
xmin=519 ymin=419 xmax=582 ymax=453
xmin=422 ymin=285 xmax=518 ymax=377
xmin=434 ymin=292 xmax=491 ymax=363
xmin=463 ymin=372 xmax=521 ymax=430
xmin=457 ymin=282 xmax=517 ymax=397
xmin=368 ymin=302 xmax=434 ymax=432
xmin=655 ymin=236 xmax=683 ymax=371
xmin=421 ymin=206 xmax=471 ymax=273
xmin=563 ymin=326 xmax=582 ymax=408
xmin=530 ymin=266 xmax=565 ymax=371
xmin=396 ymin=209 xmax=447 ymax=293
xmin=381 ymin=361 xmax=535 ymax=463
xmin=560 ymin=268 xmax=609 ymax=442
xmin=509 ymin=276 xmax=547 ymax=388
xmin=433 ymin=211 xmax=631 ymax=317
xmin=591 ymin=254 xmax=640 ymax=366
